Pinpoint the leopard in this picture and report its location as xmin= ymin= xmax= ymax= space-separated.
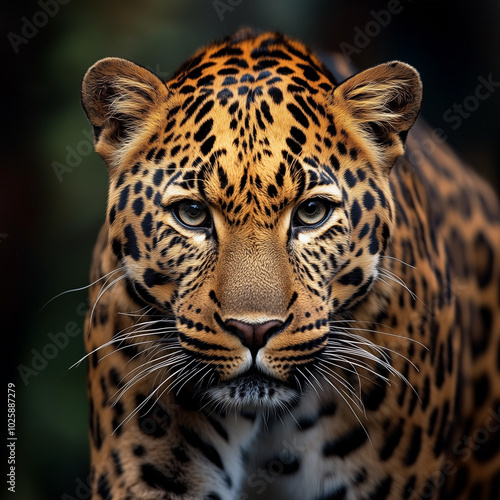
xmin=80 ymin=29 xmax=500 ymax=499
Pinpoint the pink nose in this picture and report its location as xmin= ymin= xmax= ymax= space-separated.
xmin=225 ymin=319 xmax=284 ymax=347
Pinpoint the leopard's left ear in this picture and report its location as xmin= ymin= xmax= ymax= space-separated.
xmin=81 ymin=57 xmax=169 ymax=170
xmin=334 ymin=61 xmax=422 ymax=168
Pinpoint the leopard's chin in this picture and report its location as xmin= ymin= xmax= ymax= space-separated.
xmin=202 ymin=368 xmax=300 ymax=414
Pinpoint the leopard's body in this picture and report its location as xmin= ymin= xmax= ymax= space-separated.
xmin=81 ymin=30 xmax=500 ymax=499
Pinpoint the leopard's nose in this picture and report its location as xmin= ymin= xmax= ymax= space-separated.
xmin=225 ymin=319 xmax=284 ymax=348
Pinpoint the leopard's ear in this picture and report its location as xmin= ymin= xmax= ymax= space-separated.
xmin=81 ymin=57 xmax=168 ymax=169
xmin=334 ymin=61 xmax=422 ymax=169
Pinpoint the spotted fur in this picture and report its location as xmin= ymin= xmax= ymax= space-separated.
xmin=81 ymin=30 xmax=500 ymax=499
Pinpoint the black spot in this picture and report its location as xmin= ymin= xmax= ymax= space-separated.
xmin=432 ymin=400 xmax=450 ymax=457
xmin=361 ymin=380 xmax=386 ymax=411
xmin=109 ymin=368 xmax=123 ymax=388
xmin=379 ymin=419 xmax=403 ymax=461
xmin=136 ymin=398 xmax=170 ymax=438
xmin=435 ymin=344 xmax=445 ymax=388
xmin=194 ymin=119 xmax=214 ymax=143
xmin=350 ymin=200 xmax=361 ymax=228
xmin=323 ymin=426 xmax=367 ymax=457
xmin=153 ymin=169 xmax=164 ymax=186
xmin=404 ymin=425 xmax=422 ymax=465
xmin=474 ymin=400 xmax=500 ymax=462
xmin=268 ymin=184 xmax=278 ymax=198
xmin=363 ymin=191 xmax=375 ymax=210
xmin=115 ymin=171 xmax=126 ymax=188
xmin=421 ymin=375 xmax=430 ymax=410
xmin=260 ymin=100 xmax=274 ymax=124
xmin=97 ymin=473 xmax=111 ymax=500
xmin=338 ymin=267 xmax=364 ymax=286
xmin=141 ymin=463 xmax=187 ymax=495
xmin=287 ymin=103 xmax=309 ymax=128
xmin=181 ymin=426 xmax=224 ymax=470
xmin=287 ymin=291 xmax=298 ymax=310
xmin=132 ymin=197 xmax=144 ymax=216
xmin=143 ymin=268 xmax=170 ymax=288
xmin=201 ymin=135 xmax=216 ymax=156
xmin=325 ymin=158 xmax=339 ymax=177
xmin=290 ymin=126 xmax=306 ymax=145
xmin=473 ymin=232 xmax=493 ymax=288
xmin=218 ymin=166 xmax=228 ymax=189
xmin=359 ymin=223 xmax=370 ymax=240
xmin=141 ymin=212 xmax=153 ymax=238
xmin=195 ymin=100 xmax=215 ymax=123
xmin=91 ymin=408 xmax=103 ymax=450
xmin=111 ymin=238 xmax=123 ymax=259
xmin=123 ymin=225 xmax=140 ymax=260
xmin=402 ymin=475 xmax=416 ymax=499
xmin=365 ymin=476 xmax=392 ymax=500
xmin=133 ymin=445 xmax=145 ymax=456
xmin=368 ymin=216 xmax=381 ymax=255
xmin=472 ymin=307 xmax=493 ymax=358
xmin=343 ymin=169 xmax=357 ymax=188
xmin=268 ymin=86 xmax=283 ymax=104
xmin=286 ymin=137 xmax=302 ymax=155
xmin=108 ymin=205 xmax=116 ymax=224
xmin=446 ymin=465 xmax=469 ymax=498
xmin=164 ymin=118 xmax=176 ymax=133
xmin=111 ymin=449 xmax=124 ymax=476
xmin=297 ymin=415 xmax=318 ymax=431
xmin=216 ymin=89 xmax=233 ymax=106
xmin=117 ymin=185 xmax=130 ymax=211
xmin=155 ymin=148 xmax=166 ymax=163
xmin=173 ymin=446 xmax=190 ymax=463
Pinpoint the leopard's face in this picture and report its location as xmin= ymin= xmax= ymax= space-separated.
xmin=82 ymin=32 xmax=421 ymax=412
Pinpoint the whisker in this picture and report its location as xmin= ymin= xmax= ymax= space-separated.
xmin=381 ymin=255 xmax=417 ymax=270
xmin=40 ymin=266 xmax=126 ymax=311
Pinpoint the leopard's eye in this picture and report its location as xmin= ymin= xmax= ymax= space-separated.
xmin=173 ymin=200 xmax=210 ymax=229
xmin=294 ymin=198 xmax=332 ymax=227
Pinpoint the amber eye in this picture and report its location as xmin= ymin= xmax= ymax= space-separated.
xmin=294 ymin=198 xmax=332 ymax=227
xmin=173 ymin=200 xmax=210 ymax=228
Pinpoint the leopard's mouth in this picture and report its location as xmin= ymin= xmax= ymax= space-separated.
xmin=200 ymin=365 xmax=300 ymax=414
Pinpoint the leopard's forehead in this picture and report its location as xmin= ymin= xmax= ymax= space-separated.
xmin=168 ymin=31 xmax=336 ymax=99
xmin=152 ymin=33 xmax=345 ymax=224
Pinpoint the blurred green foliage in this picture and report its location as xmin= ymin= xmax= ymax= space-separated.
xmin=3 ymin=0 xmax=499 ymax=498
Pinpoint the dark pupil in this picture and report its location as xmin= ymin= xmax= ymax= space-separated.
xmin=185 ymin=203 xmax=202 ymax=218
xmin=303 ymin=201 xmax=319 ymax=215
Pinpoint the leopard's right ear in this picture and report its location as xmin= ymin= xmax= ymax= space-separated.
xmin=81 ymin=57 xmax=168 ymax=169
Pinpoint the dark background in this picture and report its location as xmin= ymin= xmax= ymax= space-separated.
xmin=2 ymin=0 xmax=499 ymax=498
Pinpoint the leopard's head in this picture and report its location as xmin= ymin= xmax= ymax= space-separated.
xmin=82 ymin=31 xmax=422 ymax=412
